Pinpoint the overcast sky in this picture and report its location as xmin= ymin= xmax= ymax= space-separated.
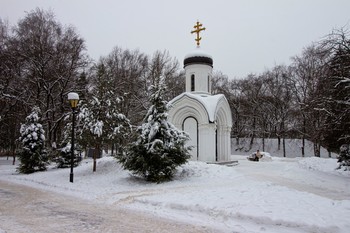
xmin=1 ymin=0 xmax=350 ymax=79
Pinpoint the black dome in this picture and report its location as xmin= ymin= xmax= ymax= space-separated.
xmin=184 ymin=56 xmax=213 ymax=67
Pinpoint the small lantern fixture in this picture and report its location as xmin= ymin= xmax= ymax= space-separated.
xmin=68 ymin=92 xmax=79 ymax=109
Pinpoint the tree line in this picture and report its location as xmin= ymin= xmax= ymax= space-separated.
xmin=212 ymin=32 xmax=350 ymax=157
xmin=0 ymin=8 xmax=349 ymax=161
xmin=0 ymin=9 xmax=184 ymax=158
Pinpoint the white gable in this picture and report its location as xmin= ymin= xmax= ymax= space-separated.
xmin=169 ymin=92 xmax=232 ymax=125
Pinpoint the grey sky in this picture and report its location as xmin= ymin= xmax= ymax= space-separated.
xmin=1 ymin=0 xmax=350 ymax=79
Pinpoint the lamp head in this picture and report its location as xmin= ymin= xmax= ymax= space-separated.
xmin=68 ymin=92 xmax=79 ymax=109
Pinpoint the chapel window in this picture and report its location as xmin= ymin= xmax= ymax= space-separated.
xmin=208 ymin=75 xmax=210 ymax=92
xmin=191 ymin=74 xmax=195 ymax=91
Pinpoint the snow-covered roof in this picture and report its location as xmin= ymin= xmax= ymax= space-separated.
xmin=169 ymin=92 xmax=227 ymax=122
xmin=68 ymin=92 xmax=79 ymax=100
xmin=184 ymin=47 xmax=213 ymax=68
xmin=184 ymin=47 xmax=212 ymax=60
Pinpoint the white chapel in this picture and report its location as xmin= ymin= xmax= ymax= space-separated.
xmin=168 ymin=21 xmax=232 ymax=162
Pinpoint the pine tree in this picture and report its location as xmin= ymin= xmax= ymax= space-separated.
xmin=17 ymin=107 xmax=48 ymax=173
xmin=118 ymin=76 xmax=191 ymax=182
xmin=337 ymin=144 xmax=350 ymax=171
xmin=79 ymin=63 xmax=132 ymax=156
xmin=319 ymin=29 xmax=350 ymax=152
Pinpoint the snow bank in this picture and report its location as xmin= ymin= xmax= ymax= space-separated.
xmin=298 ymin=157 xmax=350 ymax=176
xmin=260 ymin=151 xmax=272 ymax=161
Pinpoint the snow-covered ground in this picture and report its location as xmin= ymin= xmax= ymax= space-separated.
xmin=1 ymin=154 xmax=349 ymax=233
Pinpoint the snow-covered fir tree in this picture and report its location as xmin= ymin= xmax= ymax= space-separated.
xmin=78 ymin=63 xmax=131 ymax=155
xmin=17 ymin=107 xmax=48 ymax=173
xmin=118 ymin=75 xmax=191 ymax=182
xmin=337 ymin=144 xmax=350 ymax=171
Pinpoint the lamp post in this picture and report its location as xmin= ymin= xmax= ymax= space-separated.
xmin=68 ymin=92 xmax=79 ymax=183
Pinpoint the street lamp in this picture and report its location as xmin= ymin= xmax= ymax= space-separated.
xmin=68 ymin=92 xmax=79 ymax=183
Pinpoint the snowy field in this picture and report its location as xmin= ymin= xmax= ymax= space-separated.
xmin=1 ymin=152 xmax=349 ymax=233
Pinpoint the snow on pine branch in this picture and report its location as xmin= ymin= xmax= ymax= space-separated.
xmin=89 ymin=120 xmax=103 ymax=137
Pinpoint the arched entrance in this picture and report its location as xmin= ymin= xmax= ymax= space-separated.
xmin=183 ymin=117 xmax=198 ymax=160
xmin=215 ymin=107 xmax=231 ymax=161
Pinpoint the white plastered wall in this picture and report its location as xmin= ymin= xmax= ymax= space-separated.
xmin=185 ymin=64 xmax=212 ymax=93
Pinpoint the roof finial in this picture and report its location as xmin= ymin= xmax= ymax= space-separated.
xmin=191 ymin=21 xmax=206 ymax=47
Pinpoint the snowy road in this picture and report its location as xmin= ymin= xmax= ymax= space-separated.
xmin=0 ymin=180 xmax=213 ymax=233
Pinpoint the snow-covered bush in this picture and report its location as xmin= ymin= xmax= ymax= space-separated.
xmin=337 ymin=144 xmax=350 ymax=171
xmin=56 ymin=142 xmax=81 ymax=168
xmin=56 ymin=118 xmax=81 ymax=168
xmin=17 ymin=107 xmax=48 ymax=173
xmin=117 ymin=76 xmax=191 ymax=182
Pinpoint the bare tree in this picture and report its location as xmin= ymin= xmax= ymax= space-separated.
xmin=290 ymin=44 xmax=330 ymax=156
xmin=8 ymin=8 xmax=88 ymax=149
xmin=147 ymin=50 xmax=183 ymax=101
xmin=239 ymin=74 xmax=266 ymax=150
xmin=95 ymin=47 xmax=149 ymax=125
xmin=318 ymin=28 xmax=350 ymax=153
xmin=226 ymin=79 xmax=247 ymax=147
xmin=263 ymin=65 xmax=294 ymax=157
xmin=0 ymin=18 xmax=22 ymax=161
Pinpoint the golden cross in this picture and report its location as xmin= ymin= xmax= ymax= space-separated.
xmin=191 ymin=21 xmax=206 ymax=46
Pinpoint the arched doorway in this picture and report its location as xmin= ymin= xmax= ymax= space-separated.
xmin=183 ymin=117 xmax=198 ymax=160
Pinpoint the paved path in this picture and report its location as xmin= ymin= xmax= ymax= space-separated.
xmin=0 ymin=180 xmax=214 ymax=233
